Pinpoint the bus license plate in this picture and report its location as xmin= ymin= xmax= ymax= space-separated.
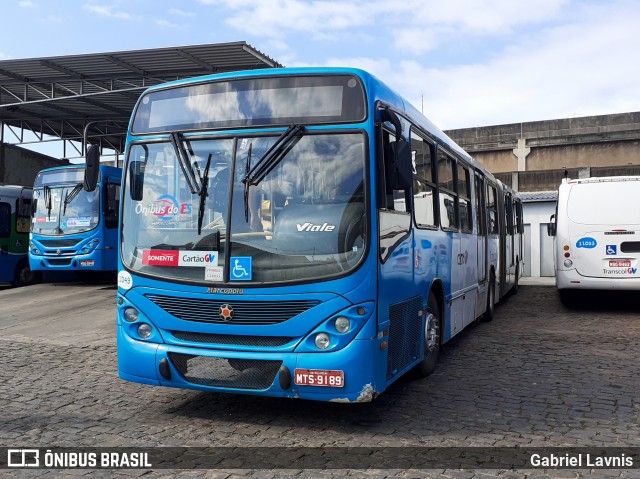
xmin=609 ymin=259 xmax=631 ymax=267
xmin=294 ymin=369 xmax=344 ymax=388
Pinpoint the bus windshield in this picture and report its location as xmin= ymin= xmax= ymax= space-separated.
xmin=31 ymin=184 xmax=100 ymax=235
xmin=122 ymin=132 xmax=367 ymax=284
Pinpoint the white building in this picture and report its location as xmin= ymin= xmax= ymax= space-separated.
xmin=521 ymin=191 xmax=557 ymax=277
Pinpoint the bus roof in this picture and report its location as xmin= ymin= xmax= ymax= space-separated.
xmin=564 ymin=175 xmax=640 ymax=185
xmin=134 ymin=66 xmax=489 ymax=178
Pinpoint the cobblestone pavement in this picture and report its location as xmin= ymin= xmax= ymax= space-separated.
xmin=1 ymin=282 xmax=639 ymax=478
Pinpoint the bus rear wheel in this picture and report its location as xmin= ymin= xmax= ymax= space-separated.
xmin=416 ymin=291 xmax=441 ymax=378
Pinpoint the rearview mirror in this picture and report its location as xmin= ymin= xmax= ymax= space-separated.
xmin=129 ymin=160 xmax=144 ymax=201
xmin=84 ymin=145 xmax=100 ymax=192
xmin=547 ymin=214 xmax=556 ymax=236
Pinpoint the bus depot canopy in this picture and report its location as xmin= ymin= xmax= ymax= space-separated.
xmin=0 ymin=42 xmax=282 ymax=160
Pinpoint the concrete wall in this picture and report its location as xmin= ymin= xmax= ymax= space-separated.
xmin=0 ymin=143 xmax=68 ymax=186
xmin=446 ymin=112 xmax=640 ymax=175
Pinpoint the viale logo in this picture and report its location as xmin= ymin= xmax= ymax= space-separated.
xmin=296 ymin=222 xmax=336 ymax=232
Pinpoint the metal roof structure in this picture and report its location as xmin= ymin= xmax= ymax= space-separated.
xmin=520 ymin=191 xmax=558 ymax=202
xmin=0 ymin=42 xmax=282 ymax=161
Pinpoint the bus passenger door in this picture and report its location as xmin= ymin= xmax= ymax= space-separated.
xmin=457 ymin=163 xmax=477 ymax=328
xmin=377 ymin=121 xmax=419 ymax=381
xmin=474 ymin=173 xmax=488 ymax=313
xmin=102 ymin=180 xmax=120 ymax=270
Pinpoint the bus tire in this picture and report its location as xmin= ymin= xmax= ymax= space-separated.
xmin=484 ymin=272 xmax=496 ymax=321
xmin=11 ymin=259 xmax=38 ymax=287
xmin=416 ymin=291 xmax=441 ymax=378
xmin=559 ymin=289 xmax=575 ymax=306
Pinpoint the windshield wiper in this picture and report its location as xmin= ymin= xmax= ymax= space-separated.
xmin=242 ymin=124 xmax=305 ymax=222
xmin=62 ymin=184 xmax=83 ymax=215
xmin=197 ymin=153 xmax=213 ymax=235
xmin=170 ymin=132 xmax=201 ymax=195
xmin=243 ymin=143 xmax=252 ymax=222
xmin=44 ymin=186 xmax=52 ymax=220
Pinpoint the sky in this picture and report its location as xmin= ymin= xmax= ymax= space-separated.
xmin=2 ymin=0 xmax=640 ymax=138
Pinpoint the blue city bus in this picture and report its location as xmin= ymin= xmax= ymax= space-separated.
xmin=115 ymin=68 xmax=522 ymax=402
xmin=0 ymin=185 xmax=39 ymax=287
xmin=29 ymin=165 xmax=121 ymax=272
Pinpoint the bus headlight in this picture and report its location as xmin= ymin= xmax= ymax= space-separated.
xmin=83 ymin=247 xmax=89 ymax=253
xmin=334 ymin=316 xmax=351 ymax=334
xmin=123 ymin=307 xmax=139 ymax=322
xmin=137 ymin=323 xmax=152 ymax=339
xmin=564 ymin=259 xmax=573 ymax=268
xmin=314 ymin=333 xmax=330 ymax=350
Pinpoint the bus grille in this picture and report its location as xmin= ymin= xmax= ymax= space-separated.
xmin=38 ymin=239 xmax=81 ymax=248
xmin=145 ymin=294 xmax=319 ymax=325
xmin=46 ymin=258 xmax=73 ymax=266
xmin=386 ymin=296 xmax=423 ymax=380
xmin=168 ymin=353 xmax=281 ymax=390
xmin=170 ymin=331 xmax=294 ymax=347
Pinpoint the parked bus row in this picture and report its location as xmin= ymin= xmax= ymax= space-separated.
xmin=106 ymin=67 xmax=523 ymax=402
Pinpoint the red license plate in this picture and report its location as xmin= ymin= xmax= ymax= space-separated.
xmin=294 ymin=369 xmax=344 ymax=388
xmin=609 ymin=259 xmax=631 ymax=267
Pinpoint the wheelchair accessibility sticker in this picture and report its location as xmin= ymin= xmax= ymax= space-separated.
xmin=606 ymin=245 xmax=617 ymax=255
xmin=230 ymin=256 xmax=252 ymax=281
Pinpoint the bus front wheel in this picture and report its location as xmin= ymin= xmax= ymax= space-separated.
xmin=11 ymin=259 xmax=39 ymax=287
xmin=416 ymin=291 xmax=441 ymax=377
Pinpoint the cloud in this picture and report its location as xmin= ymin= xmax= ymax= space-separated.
xmin=198 ymin=0 xmax=378 ymax=40
xmin=83 ymin=3 xmax=134 ymax=20
xmin=169 ymin=8 xmax=194 ymax=17
xmin=37 ymin=15 xmax=64 ymax=23
xmin=392 ymin=2 xmax=640 ymax=128
xmin=18 ymin=0 xmax=34 ymax=7
xmin=0 ymin=52 xmax=11 ymax=60
xmin=196 ymin=0 xmax=570 ymax=54
xmin=155 ymin=18 xmax=183 ymax=29
xmin=314 ymin=1 xmax=640 ymax=129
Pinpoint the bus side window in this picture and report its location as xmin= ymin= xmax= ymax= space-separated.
xmin=515 ymin=200 xmax=523 ymax=234
xmin=437 ymin=151 xmax=458 ymax=230
xmin=15 ymin=198 xmax=31 ymax=234
xmin=382 ymin=129 xmax=408 ymax=212
xmin=458 ymin=164 xmax=472 ymax=233
xmin=487 ymin=184 xmax=498 ymax=234
xmin=104 ymin=182 xmax=120 ymax=229
xmin=0 ymin=202 xmax=10 ymax=239
xmin=410 ymin=131 xmax=436 ymax=227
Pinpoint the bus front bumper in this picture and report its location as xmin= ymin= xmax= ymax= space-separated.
xmin=117 ymin=326 xmax=381 ymax=403
xmin=29 ymin=249 xmax=104 ymax=270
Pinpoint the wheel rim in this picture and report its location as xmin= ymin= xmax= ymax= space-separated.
xmin=424 ymin=313 xmax=438 ymax=354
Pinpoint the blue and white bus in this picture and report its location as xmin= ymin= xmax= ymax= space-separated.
xmin=29 ymin=164 xmax=121 ymax=272
xmin=0 ymin=185 xmax=39 ymax=287
xmin=115 ymin=68 xmax=522 ymax=402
